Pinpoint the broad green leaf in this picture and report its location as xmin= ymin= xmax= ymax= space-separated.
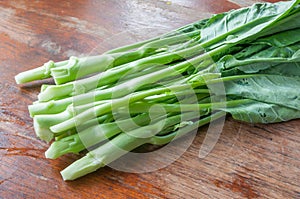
xmin=261 ymin=62 xmax=300 ymax=76
xmin=217 ymin=47 xmax=300 ymax=75
xmin=224 ymin=99 xmax=300 ymax=123
xmin=223 ymin=75 xmax=300 ymax=110
xmin=199 ymin=0 xmax=300 ymax=49
xmin=261 ymin=5 xmax=300 ymax=36
xmin=254 ymin=28 xmax=300 ymax=47
xmin=216 ymin=28 xmax=300 ymax=75
xmin=221 ymin=62 xmax=300 ymax=77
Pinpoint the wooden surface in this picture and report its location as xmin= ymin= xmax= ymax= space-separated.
xmin=0 ymin=0 xmax=300 ymax=198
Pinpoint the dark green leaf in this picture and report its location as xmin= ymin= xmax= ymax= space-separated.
xmin=224 ymin=99 xmax=300 ymax=123
xmin=223 ymin=75 xmax=300 ymax=110
xmin=199 ymin=0 xmax=300 ymax=49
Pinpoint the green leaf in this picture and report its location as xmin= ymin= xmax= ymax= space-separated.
xmin=254 ymin=28 xmax=300 ymax=47
xmin=223 ymin=75 xmax=300 ymax=110
xmin=199 ymin=0 xmax=300 ymax=49
xmin=259 ymin=62 xmax=300 ymax=77
xmin=260 ymin=5 xmax=300 ymax=36
xmin=224 ymin=99 xmax=300 ymax=123
xmin=217 ymin=29 xmax=300 ymax=75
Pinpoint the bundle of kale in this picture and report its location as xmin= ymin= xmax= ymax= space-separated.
xmin=15 ymin=0 xmax=300 ymax=180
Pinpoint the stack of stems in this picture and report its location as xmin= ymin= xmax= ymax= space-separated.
xmin=15 ymin=0 xmax=300 ymax=180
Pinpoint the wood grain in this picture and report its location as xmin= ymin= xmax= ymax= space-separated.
xmin=0 ymin=0 xmax=299 ymax=198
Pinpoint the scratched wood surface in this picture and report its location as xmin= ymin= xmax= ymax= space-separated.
xmin=0 ymin=0 xmax=300 ymax=198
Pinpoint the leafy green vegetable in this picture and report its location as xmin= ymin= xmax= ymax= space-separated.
xmin=15 ymin=0 xmax=300 ymax=180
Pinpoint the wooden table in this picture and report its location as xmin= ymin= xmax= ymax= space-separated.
xmin=1 ymin=0 xmax=299 ymax=198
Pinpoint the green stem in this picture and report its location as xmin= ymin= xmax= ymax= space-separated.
xmin=54 ymin=70 xmax=253 ymax=133
xmin=105 ymin=18 xmax=208 ymax=54
xmin=51 ymin=30 xmax=200 ymax=85
xmin=150 ymin=111 xmax=226 ymax=145
xmin=33 ymin=106 xmax=74 ymax=142
xmin=60 ymin=111 xmax=199 ymax=180
xmin=15 ymin=17 xmax=208 ymax=85
xmin=121 ymin=99 xmax=252 ymax=114
xmin=15 ymin=60 xmax=67 ymax=84
xmin=28 ymin=81 xmax=187 ymax=117
xmin=60 ymin=111 xmax=224 ymax=180
xmin=33 ymin=101 xmax=110 ymax=142
xmin=45 ymin=113 xmax=153 ymax=159
xmin=28 ymin=46 xmax=220 ymax=115
xmin=49 ymin=82 xmax=203 ymax=133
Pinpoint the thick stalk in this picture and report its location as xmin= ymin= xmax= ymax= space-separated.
xmin=121 ymin=99 xmax=252 ymax=114
xmin=28 ymin=45 xmax=226 ymax=116
xmin=47 ymin=96 xmax=229 ymax=157
xmin=45 ymin=113 xmax=153 ymax=159
xmin=15 ymin=60 xmax=67 ymax=84
xmin=49 ymin=81 xmax=205 ymax=133
xmin=51 ymin=30 xmax=201 ymax=85
xmin=52 ymin=68 xmax=256 ymax=134
xmin=60 ymin=111 xmax=225 ymax=180
xmin=150 ymin=111 xmax=226 ymax=145
xmin=39 ymin=39 xmax=207 ymax=101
